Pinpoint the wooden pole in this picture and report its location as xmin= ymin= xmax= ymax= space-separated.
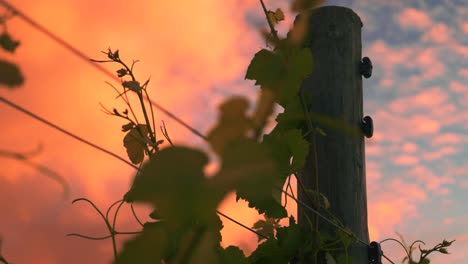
xmin=296 ymin=6 xmax=370 ymax=263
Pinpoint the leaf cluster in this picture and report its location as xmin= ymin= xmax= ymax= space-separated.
xmin=0 ymin=11 xmax=23 ymax=88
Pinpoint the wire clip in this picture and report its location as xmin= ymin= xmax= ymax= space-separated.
xmin=360 ymin=57 xmax=373 ymax=78
xmin=368 ymin=241 xmax=382 ymax=264
xmin=361 ymin=116 xmax=374 ymax=138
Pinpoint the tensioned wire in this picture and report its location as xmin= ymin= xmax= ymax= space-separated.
xmin=0 ymin=96 xmax=267 ymax=240
xmin=0 ymin=0 xmax=372 ymax=249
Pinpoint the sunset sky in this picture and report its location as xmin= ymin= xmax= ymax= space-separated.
xmin=0 ymin=0 xmax=467 ymax=263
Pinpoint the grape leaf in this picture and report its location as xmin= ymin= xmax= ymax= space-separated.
xmin=274 ymin=98 xmax=306 ymax=132
xmin=252 ymin=217 xmax=280 ymax=242
xmin=267 ymin=8 xmax=285 ymax=25
xmin=217 ymin=138 xmax=287 ymax=218
xmin=122 ymin=80 xmax=141 ymax=93
xmin=249 ymin=217 xmax=310 ymax=263
xmin=115 ymin=222 xmax=168 ymax=264
xmin=248 ymin=238 xmax=286 ymax=264
xmin=263 ymin=129 xmax=309 ymax=176
xmin=123 ymin=124 xmax=149 ymax=164
xmin=172 ymin=229 xmax=220 ymax=264
xmin=0 ymin=60 xmax=23 ymax=88
xmin=245 ymin=49 xmax=284 ymax=88
xmin=122 ymin=146 xmax=227 ymax=263
xmin=245 ymin=47 xmax=313 ymax=107
xmin=207 ymin=97 xmax=252 ymax=155
xmin=275 ymin=217 xmax=305 ymax=257
xmin=283 ymin=47 xmax=313 ymax=80
xmin=0 ymin=32 xmax=20 ymax=53
xmin=124 ymin=146 xmax=223 ymax=228
xmin=252 ymin=88 xmax=275 ymax=138
xmin=325 ymin=253 xmax=337 ymax=264
xmin=218 ymin=246 xmax=247 ymax=264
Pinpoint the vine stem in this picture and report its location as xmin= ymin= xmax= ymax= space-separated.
xmin=71 ymin=198 xmax=118 ymax=261
xmin=116 ymin=56 xmax=157 ymax=151
xmin=259 ymin=0 xmax=279 ymax=41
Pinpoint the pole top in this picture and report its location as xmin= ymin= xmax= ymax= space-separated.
xmin=294 ymin=5 xmax=363 ymax=28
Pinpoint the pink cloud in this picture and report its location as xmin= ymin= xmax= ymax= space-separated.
xmin=451 ymin=165 xmax=468 ymax=178
xmin=366 ymin=143 xmax=384 ymax=156
xmin=406 ymin=165 xmax=454 ymax=195
xmin=379 ymin=78 xmax=394 ymax=88
xmin=422 ymin=23 xmax=453 ymax=44
xmin=463 ymin=22 xmax=468 ymax=33
xmin=410 ymin=115 xmax=441 ymax=134
xmin=395 ymin=8 xmax=432 ymax=31
xmin=367 ymin=40 xmax=412 ymax=70
xmin=366 ymin=161 xmax=383 ymax=182
xmin=368 ymin=178 xmax=427 ymax=240
xmin=458 ymin=68 xmax=468 ymax=77
xmin=409 ymin=47 xmax=445 ymax=80
xmin=393 ymin=154 xmax=419 ymax=166
xmin=402 ymin=142 xmax=419 ymax=153
xmin=450 ymin=81 xmax=467 ymax=93
xmin=373 ymin=110 xmax=441 ymax=142
xmin=388 ymin=86 xmax=447 ymax=114
xmin=441 ymin=108 xmax=468 ymax=127
xmin=432 ymin=133 xmax=466 ymax=146
xmin=443 ymin=217 xmax=455 ymax=225
xmin=452 ymin=43 xmax=468 ymax=58
xmin=422 ymin=146 xmax=458 ymax=161
xmin=366 ymin=41 xmax=447 ymax=88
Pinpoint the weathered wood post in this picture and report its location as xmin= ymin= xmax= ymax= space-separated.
xmin=296 ymin=6 xmax=370 ymax=263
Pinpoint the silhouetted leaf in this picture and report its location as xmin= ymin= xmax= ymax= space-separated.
xmin=246 ymin=47 xmax=312 ymax=107
xmin=0 ymin=60 xmax=23 ymax=88
xmin=122 ymin=80 xmax=141 ymax=93
xmin=274 ymin=98 xmax=306 ymax=131
xmin=325 ymin=253 xmax=337 ymax=264
xmin=252 ymin=88 xmax=275 ymax=137
xmin=245 ymin=49 xmax=284 ymax=88
xmin=275 ymin=217 xmax=305 ymax=258
xmin=0 ymin=32 xmax=20 ymax=53
xmin=121 ymin=122 xmax=134 ymax=132
xmin=124 ymin=146 xmax=223 ymax=228
xmin=249 ymin=217 xmax=309 ymax=263
xmin=116 ymin=68 xmax=127 ymax=77
xmin=123 ymin=124 xmax=148 ymax=164
xmin=253 ymin=217 xmax=280 ymax=242
xmin=263 ymin=129 xmax=309 ymax=176
xmin=267 ymin=8 xmax=285 ymax=25
xmin=218 ymin=246 xmax=247 ymax=264
xmin=217 ymin=138 xmax=287 ymax=218
xmin=207 ymin=97 xmax=252 ymax=155
xmin=115 ymin=222 xmax=167 ymax=264
xmin=172 ymin=229 xmax=220 ymax=264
